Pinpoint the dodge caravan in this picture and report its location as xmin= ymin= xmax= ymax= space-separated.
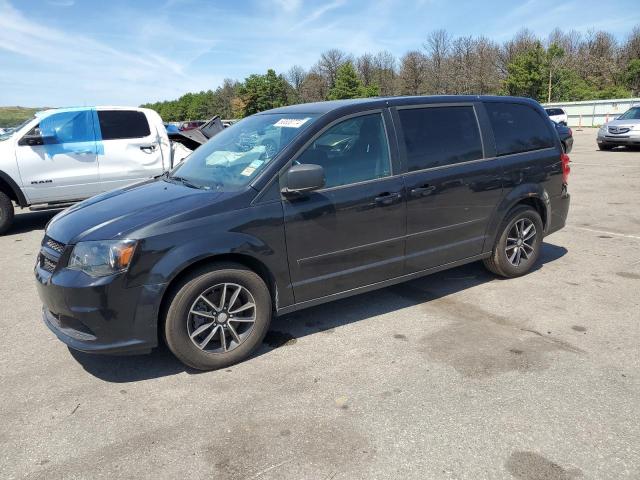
xmin=35 ymin=96 xmax=571 ymax=370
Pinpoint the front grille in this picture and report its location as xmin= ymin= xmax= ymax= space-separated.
xmin=44 ymin=236 xmax=65 ymax=254
xmin=608 ymin=126 xmax=630 ymax=135
xmin=39 ymin=236 xmax=66 ymax=274
xmin=41 ymin=257 xmax=57 ymax=273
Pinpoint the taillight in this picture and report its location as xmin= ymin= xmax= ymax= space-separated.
xmin=561 ymin=152 xmax=571 ymax=184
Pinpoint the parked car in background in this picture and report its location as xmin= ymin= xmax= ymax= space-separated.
xmin=552 ymin=120 xmax=573 ymax=153
xmin=545 ymin=107 xmax=568 ymax=125
xmin=180 ymin=121 xmax=205 ymax=131
xmin=164 ymin=123 xmax=181 ymax=134
xmin=597 ymin=106 xmax=640 ymax=150
xmin=0 ymin=106 xmax=190 ymax=234
xmin=35 ymin=95 xmax=570 ymax=371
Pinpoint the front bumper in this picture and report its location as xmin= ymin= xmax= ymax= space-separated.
xmin=36 ymin=262 xmax=165 ymax=355
xmin=597 ymin=132 xmax=640 ymax=146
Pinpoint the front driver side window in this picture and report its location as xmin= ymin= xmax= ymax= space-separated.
xmin=296 ymin=113 xmax=391 ymax=189
xmin=24 ymin=110 xmax=95 ymax=145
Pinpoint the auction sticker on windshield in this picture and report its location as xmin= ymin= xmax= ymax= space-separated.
xmin=273 ymin=118 xmax=311 ymax=128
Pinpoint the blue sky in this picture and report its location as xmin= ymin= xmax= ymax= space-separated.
xmin=0 ymin=0 xmax=638 ymax=107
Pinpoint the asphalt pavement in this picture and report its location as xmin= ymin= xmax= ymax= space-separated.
xmin=1 ymin=128 xmax=639 ymax=479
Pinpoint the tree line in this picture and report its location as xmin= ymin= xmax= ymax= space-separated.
xmin=142 ymin=27 xmax=640 ymax=121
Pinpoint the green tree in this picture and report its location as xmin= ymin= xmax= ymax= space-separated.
xmin=328 ymin=62 xmax=377 ymax=100
xmin=625 ymin=59 xmax=640 ymax=96
xmin=545 ymin=43 xmax=564 ymax=102
xmin=238 ymin=69 xmax=289 ymax=116
xmin=503 ymin=42 xmax=546 ymax=100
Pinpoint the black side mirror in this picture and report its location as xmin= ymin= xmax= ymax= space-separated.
xmin=282 ymin=164 xmax=325 ymax=194
xmin=19 ymin=134 xmax=45 ymax=146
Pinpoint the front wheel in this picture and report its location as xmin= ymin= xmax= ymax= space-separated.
xmin=483 ymin=206 xmax=543 ymax=278
xmin=0 ymin=191 xmax=15 ymax=235
xmin=164 ymin=263 xmax=272 ymax=370
xmin=598 ymin=143 xmax=614 ymax=151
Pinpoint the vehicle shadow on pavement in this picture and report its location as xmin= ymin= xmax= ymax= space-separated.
xmin=68 ymin=242 xmax=567 ymax=382
xmin=10 ymin=209 xmax=60 ymax=235
xmin=255 ymin=241 xmax=568 ymax=362
xmin=68 ymin=345 xmax=190 ymax=382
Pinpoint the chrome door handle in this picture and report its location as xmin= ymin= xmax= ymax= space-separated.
xmin=374 ymin=192 xmax=401 ymax=206
xmin=410 ymin=185 xmax=436 ymax=197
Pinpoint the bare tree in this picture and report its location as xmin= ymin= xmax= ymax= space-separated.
xmin=621 ymin=26 xmax=640 ymax=62
xmin=424 ymin=29 xmax=452 ymax=94
xmin=474 ymin=37 xmax=502 ymax=94
xmin=578 ymin=30 xmax=620 ymax=89
xmin=373 ymin=50 xmax=397 ymax=95
xmin=316 ymin=49 xmax=351 ymax=88
xmin=286 ymin=65 xmax=307 ymax=103
xmin=300 ymin=71 xmax=328 ymax=103
xmin=398 ymin=51 xmax=427 ymax=95
xmin=356 ymin=53 xmax=375 ymax=86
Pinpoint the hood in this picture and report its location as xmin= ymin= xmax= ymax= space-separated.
xmin=45 ymin=179 xmax=241 ymax=244
xmin=605 ymin=118 xmax=640 ymax=128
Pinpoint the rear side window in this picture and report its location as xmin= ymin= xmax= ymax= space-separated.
xmin=98 ymin=110 xmax=150 ymax=140
xmin=487 ymin=103 xmax=554 ymax=156
xmin=398 ymin=106 xmax=483 ymax=172
xmin=545 ymin=108 xmax=564 ymax=116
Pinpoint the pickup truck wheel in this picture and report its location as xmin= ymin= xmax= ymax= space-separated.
xmin=0 ymin=192 xmax=15 ymax=235
xmin=164 ymin=263 xmax=272 ymax=371
xmin=483 ymin=206 xmax=543 ymax=278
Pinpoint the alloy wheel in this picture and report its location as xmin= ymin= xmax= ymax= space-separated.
xmin=187 ymin=283 xmax=256 ymax=353
xmin=505 ymin=218 xmax=536 ymax=267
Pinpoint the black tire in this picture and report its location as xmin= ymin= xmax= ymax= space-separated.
xmin=483 ymin=206 xmax=544 ymax=278
xmin=0 ymin=191 xmax=15 ymax=235
xmin=164 ymin=263 xmax=272 ymax=370
xmin=598 ymin=143 xmax=614 ymax=151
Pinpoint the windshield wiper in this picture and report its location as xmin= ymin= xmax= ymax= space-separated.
xmin=166 ymin=175 xmax=203 ymax=189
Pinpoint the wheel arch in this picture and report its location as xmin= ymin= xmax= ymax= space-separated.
xmin=0 ymin=170 xmax=27 ymax=207
xmin=485 ymin=185 xmax=551 ymax=251
xmin=157 ymin=252 xmax=279 ymax=337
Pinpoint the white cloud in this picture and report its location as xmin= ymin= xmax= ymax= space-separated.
xmin=273 ymin=0 xmax=302 ymax=13
xmin=0 ymin=0 xmax=218 ymax=106
xmin=46 ymin=0 xmax=75 ymax=6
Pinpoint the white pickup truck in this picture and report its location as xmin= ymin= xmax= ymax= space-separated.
xmin=0 ymin=106 xmax=190 ymax=234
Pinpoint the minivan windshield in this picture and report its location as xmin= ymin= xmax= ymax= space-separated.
xmin=168 ymin=113 xmax=318 ymax=191
xmin=618 ymin=107 xmax=640 ymax=120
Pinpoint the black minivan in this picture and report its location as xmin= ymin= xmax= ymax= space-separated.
xmin=36 ymin=96 xmax=570 ymax=370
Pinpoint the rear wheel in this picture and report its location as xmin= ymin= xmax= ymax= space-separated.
xmin=164 ymin=263 xmax=272 ymax=370
xmin=0 ymin=191 xmax=15 ymax=235
xmin=483 ymin=206 xmax=543 ymax=278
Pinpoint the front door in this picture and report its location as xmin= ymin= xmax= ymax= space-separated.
xmin=394 ymin=103 xmax=503 ymax=272
xmin=282 ymin=112 xmax=406 ymax=303
xmin=16 ymin=109 xmax=100 ymax=204
xmin=96 ymin=110 xmax=164 ymax=192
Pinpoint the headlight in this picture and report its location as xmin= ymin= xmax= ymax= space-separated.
xmin=68 ymin=240 xmax=137 ymax=277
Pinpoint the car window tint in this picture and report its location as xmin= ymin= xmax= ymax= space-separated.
xmin=296 ymin=113 xmax=391 ymax=188
xmin=29 ymin=110 xmax=95 ymax=144
xmin=486 ymin=103 xmax=554 ymax=156
xmin=545 ymin=108 xmax=564 ymax=116
xmin=98 ymin=110 xmax=150 ymax=140
xmin=398 ymin=106 xmax=483 ymax=171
